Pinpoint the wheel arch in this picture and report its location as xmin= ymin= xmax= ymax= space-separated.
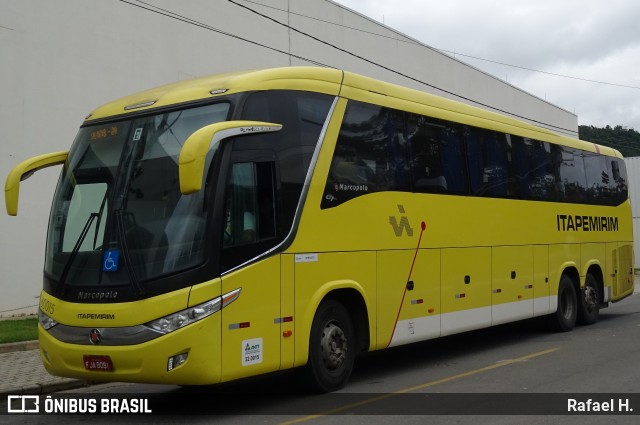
xmin=550 ymin=264 xmax=578 ymax=312
xmin=323 ymin=287 xmax=370 ymax=353
xmin=562 ymin=266 xmax=581 ymax=291
xmin=585 ymin=263 xmax=605 ymax=305
xmin=296 ymin=280 xmax=372 ymax=367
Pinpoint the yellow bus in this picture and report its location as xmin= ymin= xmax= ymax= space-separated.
xmin=5 ymin=67 xmax=634 ymax=392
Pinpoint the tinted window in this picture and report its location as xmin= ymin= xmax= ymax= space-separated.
xmin=584 ymin=153 xmax=612 ymax=204
xmin=465 ymin=127 xmax=515 ymax=198
xmin=320 ymin=100 xmax=627 ymax=208
xmin=221 ymin=160 xmax=278 ymax=271
xmin=241 ymin=91 xmax=333 ymax=226
xmin=552 ymin=146 xmax=587 ymax=203
xmin=512 ymin=137 xmax=556 ymax=201
xmin=322 ymin=102 xmax=410 ymax=208
xmin=407 ymin=115 xmax=466 ymax=194
xmin=611 ymin=158 xmax=628 ymax=205
xmin=223 ymin=161 xmax=277 ymax=246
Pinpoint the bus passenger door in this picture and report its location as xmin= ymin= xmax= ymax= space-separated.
xmin=378 ymin=249 xmax=441 ymax=348
xmin=218 ymin=157 xmax=282 ymax=382
xmin=441 ymin=247 xmax=492 ymax=336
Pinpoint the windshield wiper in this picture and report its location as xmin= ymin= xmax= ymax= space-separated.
xmin=93 ymin=190 xmax=109 ymax=250
xmin=55 ymin=212 xmax=98 ymax=294
xmin=115 ymin=209 xmax=144 ymax=295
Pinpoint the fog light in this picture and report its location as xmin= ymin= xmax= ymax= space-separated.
xmin=167 ymin=352 xmax=188 ymax=371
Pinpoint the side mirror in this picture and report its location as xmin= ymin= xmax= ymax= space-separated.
xmin=179 ymin=121 xmax=282 ymax=194
xmin=5 ymin=151 xmax=68 ymax=216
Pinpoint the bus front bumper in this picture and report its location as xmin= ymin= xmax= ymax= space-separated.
xmin=38 ymin=314 xmax=222 ymax=385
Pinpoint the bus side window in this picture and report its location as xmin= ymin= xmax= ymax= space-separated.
xmin=321 ymin=102 xmax=410 ymax=208
xmin=552 ymin=145 xmax=587 ymax=203
xmin=584 ymin=153 xmax=610 ymax=204
xmin=466 ymin=127 xmax=512 ymax=198
xmin=512 ymin=137 xmax=556 ymax=201
xmin=511 ymin=136 xmax=531 ymax=199
xmin=222 ymin=161 xmax=277 ymax=248
xmin=407 ymin=115 xmax=465 ymax=194
xmin=612 ymin=158 xmax=628 ymax=204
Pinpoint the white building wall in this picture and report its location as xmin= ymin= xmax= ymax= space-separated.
xmin=0 ymin=0 xmax=578 ymax=316
xmin=624 ymin=157 xmax=640 ymax=267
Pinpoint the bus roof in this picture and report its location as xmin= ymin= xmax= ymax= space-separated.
xmin=84 ymin=67 xmax=343 ymax=122
xmin=84 ymin=66 xmax=621 ymax=158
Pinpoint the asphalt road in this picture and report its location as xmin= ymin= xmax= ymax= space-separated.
xmin=2 ymin=287 xmax=639 ymax=424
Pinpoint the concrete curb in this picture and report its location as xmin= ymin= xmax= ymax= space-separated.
xmin=0 ymin=380 xmax=91 ymax=397
xmin=0 ymin=340 xmax=39 ymax=354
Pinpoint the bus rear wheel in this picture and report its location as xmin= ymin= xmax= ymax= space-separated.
xmin=548 ymin=275 xmax=577 ymax=332
xmin=306 ymin=300 xmax=355 ymax=392
xmin=577 ymin=273 xmax=600 ymax=325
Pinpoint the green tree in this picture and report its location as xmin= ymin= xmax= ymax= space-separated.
xmin=579 ymin=125 xmax=640 ymax=157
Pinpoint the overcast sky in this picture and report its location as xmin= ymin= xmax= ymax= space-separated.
xmin=333 ymin=0 xmax=640 ymax=131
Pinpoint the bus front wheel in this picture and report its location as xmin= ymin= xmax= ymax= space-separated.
xmin=306 ymin=300 xmax=355 ymax=392
xmin=548 ymin=275 xmax=578 ymax=332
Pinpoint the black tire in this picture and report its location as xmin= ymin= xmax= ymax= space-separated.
xmin=577 ymin=273 xmax=600 ymax=325
xmin=548 ymin=275 xmax=578 ymax=332
xmin=305 ymin=300 xmax=355 ymax=392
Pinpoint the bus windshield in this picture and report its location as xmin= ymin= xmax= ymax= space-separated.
xmin=45 ymin=103 xmax=230 ymax=293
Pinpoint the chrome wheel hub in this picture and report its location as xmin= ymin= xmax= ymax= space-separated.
xmin=320 ymin=322 xmax=347 ymax=370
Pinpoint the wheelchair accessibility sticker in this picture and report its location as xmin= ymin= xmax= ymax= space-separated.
xmin=103 ymin=249 xmax=120 ymax=272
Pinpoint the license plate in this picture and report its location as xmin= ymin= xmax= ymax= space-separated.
xmin=83 ymin=355 xmax=114 ymax=371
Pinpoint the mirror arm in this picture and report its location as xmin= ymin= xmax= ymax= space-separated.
xmin=178 ymin=121 xmax=282 ymax=194
xmin=5 ymin=151 xmax=68 ymax=216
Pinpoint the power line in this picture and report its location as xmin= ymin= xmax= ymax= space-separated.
xmin=438 ymin=50 xmax=640 ymax=91
xmin=227 ymin=0 xmax=577 ymax=136
xmin=239 ymin=0 xmax=640 ymax=91
xmin=117 ymin=0 xmax=577 ymax=136
xmin=117 ymin=0 xmax=330 ymax=67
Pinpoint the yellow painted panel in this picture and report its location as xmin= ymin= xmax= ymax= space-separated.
xmin=220 ymin=256 xmax=281 ymax=381
xmin=548 ymin=244 xmax=581 ymax=295
xmin=376 ymin=249 xmax=440 ymax=349
xmin=614 ymin=243 xmax=634 ymax=300
xmin=491 ymin=246 xmax=534 ymax=323
xmin=492 ymin=246 xmax=534 ymax=304
xmin=280 ymin=254 xmax=296 ymax=369
xmin=441 ymin=247 xmax=492 ymax=313
xmin=580 ymin=243 xmax=606 ymax=283
xmin=187 ymin=278 xmax=221 ymax=307
xmin=533 ymin=245 xmax=550 ymax=315
xmin=606 ymin=242 xmax=618 ymax=300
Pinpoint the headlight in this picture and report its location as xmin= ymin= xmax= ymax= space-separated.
xmin=146 ymin=298 xmax=220 ymax=333
xmin=145 ymin=288 xmax=241 ymax=334
xmin=38 ymin=309 xmax=58 ymax=330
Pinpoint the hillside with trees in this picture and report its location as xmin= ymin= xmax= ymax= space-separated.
xmin=579 ymin=125 xmax=640 ymax=158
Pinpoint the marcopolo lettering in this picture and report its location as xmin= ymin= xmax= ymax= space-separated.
xmin=335 ymin=183 xmax=369 ymax=192
xmin=556 ymin=214 xmax=618 ymax=232
xmin=77 ymin=290 xmax=118 ymax=301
